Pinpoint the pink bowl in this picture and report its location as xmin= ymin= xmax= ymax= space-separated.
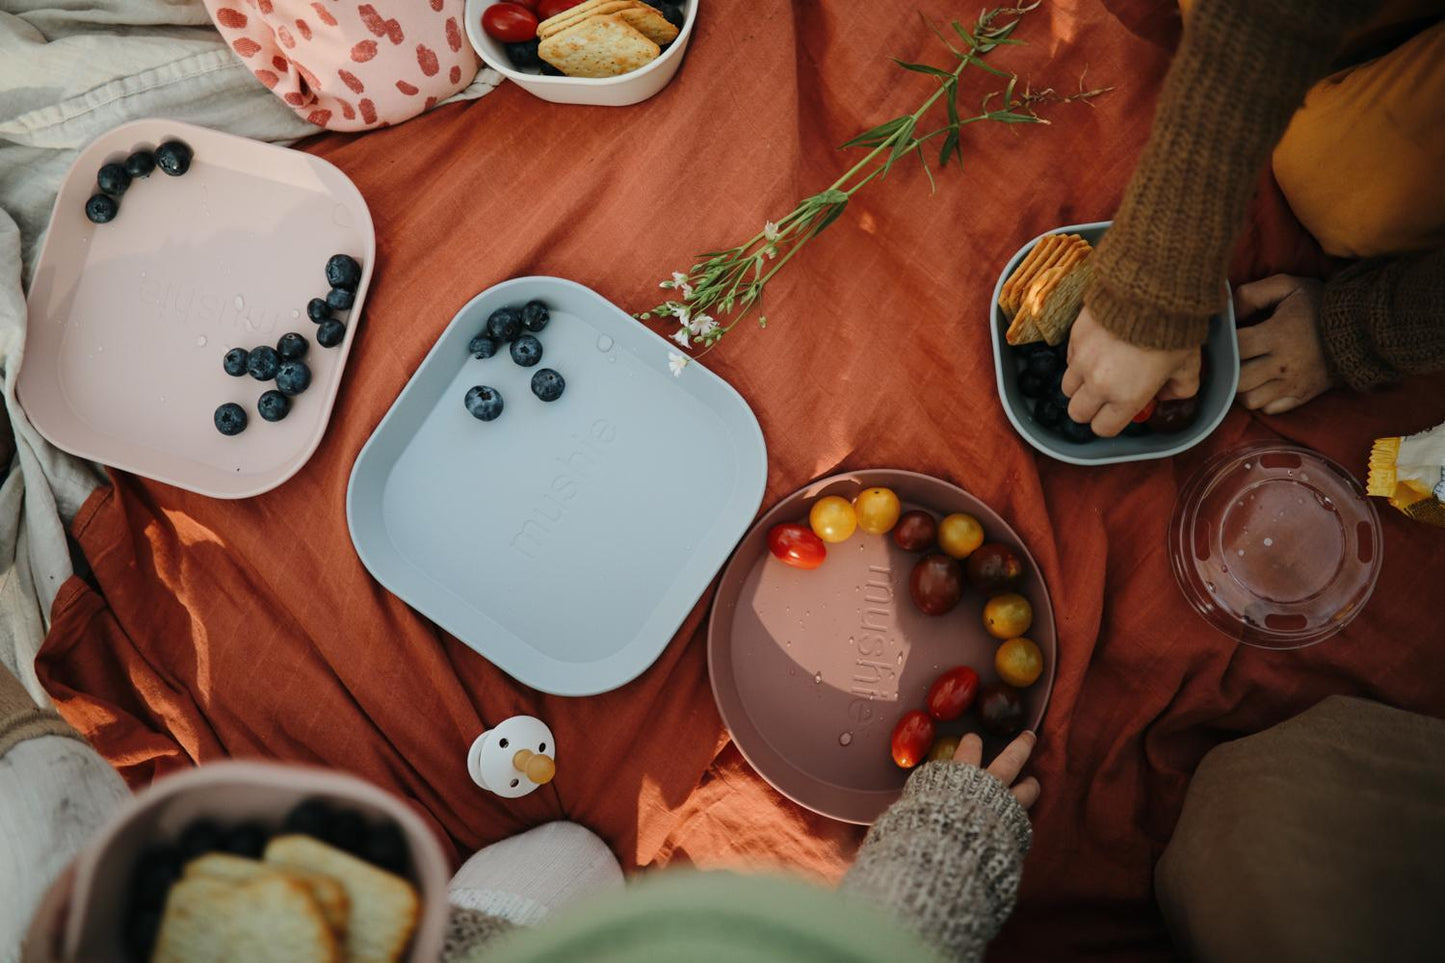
xmin=64 ymin=761 xmax=450 ymax=962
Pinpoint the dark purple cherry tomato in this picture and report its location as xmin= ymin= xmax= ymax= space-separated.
xmin=893 ymin=510 xmax=938 ymax=552
xmin=964 ymin=543 xmax=1025 ymax=594
xmin=1148 ymin=395 xmax=1201 ymax=433
xmin=767 ymin=523 xmax=826 ymax=571
xmin=536 ymin=0 xmax=584 ymax=19
xmin=926 ymin=666 xmax=980 ymax=721
xmin=890 ymin=709 xmax=936 ymax=768
xmin=977 ymin=683 xmax=1025 ymax=736
xmin=910 ymin=554 xmax=964 ymax=616
xmin=482 ymin=2 xmax=539 ymax=42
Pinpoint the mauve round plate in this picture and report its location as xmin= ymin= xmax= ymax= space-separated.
xmin=708 ymin=469 xmax=1056 ymax=825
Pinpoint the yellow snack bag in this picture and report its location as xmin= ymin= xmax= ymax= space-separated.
xmin=1368 ymin=421 xmax=1445 ymax=528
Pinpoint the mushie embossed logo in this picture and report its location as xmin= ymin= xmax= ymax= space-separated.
xmin=509 ymin=419 xmax=617 ymax=559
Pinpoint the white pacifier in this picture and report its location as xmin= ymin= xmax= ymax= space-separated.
xmin=467 ymin=715 xmax=557 ymax=799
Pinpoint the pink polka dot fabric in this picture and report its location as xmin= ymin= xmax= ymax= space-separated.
xmin=205 ymin=0 xmax=479 ymax=130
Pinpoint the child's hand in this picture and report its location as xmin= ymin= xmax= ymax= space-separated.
xmin=1063 ymin=307 xmax=1201 ymax=438
xmin=1235 ymin=275 xmax=1334 ymax=415
xmin=954 ymin=730 xmax=1041 ymax=811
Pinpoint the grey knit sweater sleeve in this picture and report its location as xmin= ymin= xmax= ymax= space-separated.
xmin=443 ymin=907 xmax=517 ymax=960
xmin=840 ymin=760 xmax=1033 ymax=963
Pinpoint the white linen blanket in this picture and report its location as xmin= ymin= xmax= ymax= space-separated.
xmin=0 ymin=0 xmax=499 ymax=703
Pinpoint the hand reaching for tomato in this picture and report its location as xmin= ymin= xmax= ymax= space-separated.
xmin=953 ymin=730 xmax=1040 ymax=811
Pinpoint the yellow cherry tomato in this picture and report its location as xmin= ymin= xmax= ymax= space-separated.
xmin=937 ymin=513 xmax=985 ymax=559
xmin=809 ymin=495 xmax=858 ymax=544
xmin=982 ymin=592 xmax=1033 ymax=640
xmin=995 ymin=637 xmax=1044 ymax=688
xmin=853 ymin=487 xmax=902 ymax=535
xmin=928 ymin=734 xmax=962 ymax=762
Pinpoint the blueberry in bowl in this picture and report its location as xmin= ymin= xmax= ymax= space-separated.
xmin=468 ymin=333 xmax=499 ymax=360
xmin=486 ymin=307 xmax=521 ymax=343
xmin=222 ymin=347 xmax=250 ymax=377
xmin=84 ymin=195 xmax=118 ymax=224
xmin=326 ymin=286 xmax=355 ymax=312
xmin=213 ymin=403 xmax=247 ymax=436
xmin=258 ymin=389 xmax=290 ymax=422
xmin=316 ymin=319 xmax=346 ymax=349
xmin=531 ymin=368 xmax=565 ymax=402
xmin=275 ymin=361 xmax=311 ymax=397
xmin=521 ymin=300 xmax=550 ymax=332
xmin=97 ymin=163 xmax=132 ymax=196
xmin=505 ymin=40 xmax=541 ymax=69
xmin=277 ymin=332 xmax=309 ymax=361
xmin=307 ymin=297 xmax=331 ymax=323
xmin=124 ymin=150 xmax=156 ymax=179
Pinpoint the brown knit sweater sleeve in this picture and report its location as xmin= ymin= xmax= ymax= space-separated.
xmin=1086 ymin=0 xmax=1372 ymax=350
xmin=1320 ymin=247 xmax=1445 ymax=390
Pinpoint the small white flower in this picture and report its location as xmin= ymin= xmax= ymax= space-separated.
xmin=670 ymin=326 xmax=692 ymax=348
xmin=667 ymin=351 xmax=689 ymax=377
xmin=696 ymin=317 xmax=719 ymax=337
xmin=672 ymin=303 xmax=691 ymax=330
xmin=763 ymin=221 xmax=780 ymax=242
xmin=764 ymin=244 xmax=778 ymax=260
xmin=671 ymin=272 xmax=694 ymax=298
xmin=686 ymin=312 xmax=713 ymax=335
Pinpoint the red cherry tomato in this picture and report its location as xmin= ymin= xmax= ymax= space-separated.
xmin=482 ymin=2 xmax=539 ymax=42
xmin=926 ymin=666 xmax=980 ymax=721
xmin=892 ymin=510 xmax=937 ymax=552
xmin=909 ymin=554 xmax=964 ymax=616
xmin=977 ymin=683 xmax=1025 ymax=736
xmin=536 ymin=0 xmax=585 ymax=19
xmin=890 ymin=710 xmax=936 ymax=769
xmin=767 ymin=523 xmax=826 ymax=571
xmin=1132 ymin=398 xmax=1158 ymax=424
xmin=511 ymin=0 xmax=540 ymax=9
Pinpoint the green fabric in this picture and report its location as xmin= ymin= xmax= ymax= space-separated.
xmin=480 ymin=871 xmax=942 ymax=963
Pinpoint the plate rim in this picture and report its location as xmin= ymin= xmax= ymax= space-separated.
xmin=16 ymin=118 xmax=375 ymax=499
xmin=707 ymin=467 xmax=1057 ymax=824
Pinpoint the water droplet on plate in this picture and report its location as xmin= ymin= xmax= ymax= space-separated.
xmin=1236 ymin=549 xmax=1245 ymax=557
xmin=895 ymin=652 xmax=903 ymax=665
xmin=234 ymin=295 xmax=244 ymax=311
xmin=1263 ymin=537 xmax=1273 ymax=547
xmin=1244 ymin=462 xmax=1252 ymax=470
xmin=838 ymin=732 xmax=853 ymax=746
xmin=159 ymin=395 xmax=167 ymax=404
xmin=290 ymin=309 xmax=300 ymax=319
xmin=813 ymin=672 xmax=822 ymax=685
xmin=195 ymin=335 xmax=208 ymax=347
xmin=1206 ymin=581 xmax=1216 ymax=592
xmin=96 ymin=345 xmax=104 ymax=352
xmin=606 ymin=356 xmax=616 ymax=364
xmin=596 ymin=334 xmax=614 ymax=352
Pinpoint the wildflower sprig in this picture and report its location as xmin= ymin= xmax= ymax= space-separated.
xmin=643 ymin=3 xmax=1108 ymax=373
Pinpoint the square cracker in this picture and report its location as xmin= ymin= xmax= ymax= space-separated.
xmin=615 ymin=4 xmax=678 ymax=44
xmin=539 ymin=14 xmax=660 ymax=78
xmin=1031 ymin=261 xmax=1094 ymax=346
xmin=538 ymin=0 xmax=630 ymax=38
xmin=153 ymin=875 xmax=339 ymax=963
xmin=185 ymin=852 xmax=350 ymax=937
xmin=1000 ymin=234 xmax=1089 ymax=318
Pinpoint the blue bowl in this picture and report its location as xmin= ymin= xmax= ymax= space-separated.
xmin=989 ymin=221 xmax=1240 ymax=465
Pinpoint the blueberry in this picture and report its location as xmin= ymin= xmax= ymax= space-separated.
xmin=660 ymin=2 xmax=684 ymax=28
xmin=1122 ymin=421 xmax=1152 ymax=438
xmin=531 ymin=368 xmax=565 ymax=402
xmin=361 ymin=822 xmax=409 ymax=875
xmin=316 ymin=320 xmax=346 ymax=348
xmin=1058 ymin=417 xmax=1095 ymax=444
xmin=154 ymin=140 xmax=192 ymax=176
xmin=326 ymin=286 xmax=355 ymax=311
xmin=97 ymin=163 xmax=132 ymax=196
xmin=125 ymin=150 xmax=157 ymax=179
xmin=510 ymin=334 xmax=542 ymax=367
xmin=247 ymin=345 xmax=279 ymax=380
xmin=284 ymin=798 xmax=336 ymax=838
xmin=521 ymin=300 xmax=550 ymax=332
xmin=505 ymin=39 xmax=541 ymax=69
xmin=85 ymin=194 xmax=118 ymax=223
xmin=258 ymin=389 xmax=291 ymax=421
xmin=327 ymin=809 xmax=366 ymax=856
xmin=1014 ymin=341 xmax=1052 ymax=361
xmin=131 ymin=845 xmax=183 ymax=909
xmin=307 ymin=298 xmax=331 ymax=323
xmin=221 ymin=821 xmax=270 ymax=858
xmin=540 ymin=62 xmax=565 ymax=77
xmin=468 ymin=333 xmax=499 ymax=359
xmin=465 ymin=385 xmax=503 ymax=421
xmin=214 ymin=403 xmax=247 ymax=435
xmin=1018 ymin=371 xmax=1046 ymax=399
xmin=124 ymin=906 xmax=163 ymax=961
xmin=486 ymin=307 xmax=521 ymax=342
xmin=277 ymin=332 xmax=309 ymax=360
xmin=1026 ymin=350 xmax=1061 ymax=378
xmin=325 ymin=254 xmax=362 ymax=290
xmin=275 ymin=361 xmax=311 ymax=396
xmin=1033 ymin=398 xmax=1064 ymax=429
xmin=223 ymin=347 xmax=250 ymax=377
xmin=178 ymin=819 xmax=225 ymax=859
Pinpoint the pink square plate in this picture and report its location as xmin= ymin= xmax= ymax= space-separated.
xmin=18 ymin=119 xmax=374 ymax=498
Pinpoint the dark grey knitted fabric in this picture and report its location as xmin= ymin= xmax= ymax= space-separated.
xmin=443 ymin=907 xmax=516 ymax=961
xmin=840 ymin=761 xmax=1032 ymax=963
xmin=1320 ymin=247 xmax=1445 ymax=391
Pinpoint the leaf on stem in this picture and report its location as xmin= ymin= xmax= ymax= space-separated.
xmin=840 ymin=115 xmax=908 ymax=149
xmin=893 ymin=59 xmax=954 ymax=79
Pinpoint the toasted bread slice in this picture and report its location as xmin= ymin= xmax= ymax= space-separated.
xmin=1030 ymin=260 xmax=1094 ymax=346
xmin=539 ymin=14 xmax=660 ymax=77
xmin=153 ymin=874 xmax=339 ymax=963
xmin=537 ymin=0 xmax=627 ymax=38
xmin=185 ymin=852 xmax=351 ymax=937
xmin=265 ymin=835 xmax=419 ymax=963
